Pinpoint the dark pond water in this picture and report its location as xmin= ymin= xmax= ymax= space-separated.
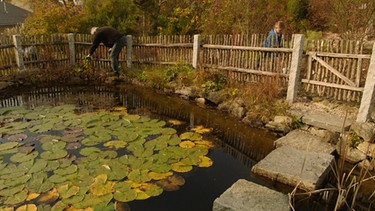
xmin=0 ymin=83 xmax=279 ymax=211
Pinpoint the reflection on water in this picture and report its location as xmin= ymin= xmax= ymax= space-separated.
xmin=0 ymin=84 xmax=278 ymax=211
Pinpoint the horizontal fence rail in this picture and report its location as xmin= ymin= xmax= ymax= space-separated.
xmin=0 ymin=33 xmax=374 ymax=122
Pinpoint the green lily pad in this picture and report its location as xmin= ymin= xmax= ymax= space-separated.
xmin=4 ymin=188 xmax=28 ymax=205
xmin=128 ymin=169 xmax=151 ymax=183
xmin=9 ymin=151 xmax=38 ymax=163
xmin=0 ymin=184 xmax=25 ymax=197
xmin=73 ymin=193 xmax=113 ymax=209
xmin=26 ymin=172 xmax=47 ymax=192
xmin=113 ymin=188 xmax=137 ymax=202
xmin=48 ymin=174 xmax=67 ymax=184
xmin=0 ymin=141 xmax=18 ymax=151
xmin=54 ymin=165 xmax=78 ymax=175
xmin=41 ymin=139 xmax=66 ymax=151
xmin=57 ymin=183 xmax=80 ymax=199
xmin=51 ymin=200 xmax=68 ymax=211
xmin=103 ymin=140 xmax=127 ymax=149
xmin=40 ymin=149 xmax=68 ymax=160
xmin=79 ymin=147 xmax=101 ymax=156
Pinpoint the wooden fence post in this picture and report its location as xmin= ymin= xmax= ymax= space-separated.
xmin=68 ymin=33 xmax=75 ymax=66
xmin=126 ymin=35 xmax=132 ymax=69
xmin=286 ymin=34 xmax=305 ymax=103
xmin=356 ymin=42 xmax=375 ymax=122
xmin=192 ymin=34 xmax=201 ymax=68
xmin=12 ymin=35 xmax=25 ymax=70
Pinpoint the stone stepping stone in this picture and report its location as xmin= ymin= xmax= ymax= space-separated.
xmin=251 ymin=145 xmax=334 ymax=192
xmin=213 ymin=179 xmax=290 ymax=211
xmin=274 ymin=129 xmax=336 ymax=154
xmin=302 ymin=110 xmax=352 ymax=132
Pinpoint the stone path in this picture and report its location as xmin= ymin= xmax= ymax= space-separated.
xmin=213 ymin=179 xmax=290 ymax=211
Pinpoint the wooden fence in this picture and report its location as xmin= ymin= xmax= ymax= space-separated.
xmin=0 ymin=33 xmax=374 ymax=122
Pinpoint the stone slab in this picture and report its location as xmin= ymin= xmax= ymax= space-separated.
xmin=212 ymin=179 xmax=290 ymax=211
xmin=274 ymin=129 xmax=336 ymax=154
xmin=302 ymin=111 xmax=352 ymax=132
xmin=251 ymin=146 xmax=334 ymax=192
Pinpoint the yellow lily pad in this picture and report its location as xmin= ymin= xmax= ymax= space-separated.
xmin=37 ymin=188 xmax=59 ymax=204
xmin=168 ymin=119 xmax=185 ymax=125
xmin=103 ymin=140 xmax=127 ymax=150
xmin=198 ymin=156 xmax=213 ymax=167
xmin=191 ymin=125 xmax=213 ymax=134
xmin=171 ymin=162 xmax=193 ymax=173
xmin=89 ymin=174 xmax=115 ymax=196
xmin=15 ymin=204 xmax=37 ymax=211
xmin=179 ymin=141 xmax=195 ymax=148
xmin=147 ymin=171 xmax=173 ymax=180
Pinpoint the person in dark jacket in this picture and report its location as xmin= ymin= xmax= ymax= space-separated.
xmin=86 ymin=26 xmax=126 ymax=77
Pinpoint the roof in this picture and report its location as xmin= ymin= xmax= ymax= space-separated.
xmin=0 ymin=2 xmax=31 ymax=27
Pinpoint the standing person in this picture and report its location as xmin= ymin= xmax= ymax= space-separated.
xmin=262 ymin=21 xmax=285 ymax=48
xmin=86 ymin=26 xmax=126 ymax=77
xmin=256 ymin=21 xmax=286 ymax=70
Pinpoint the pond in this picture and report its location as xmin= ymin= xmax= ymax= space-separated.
xmin=0 ymin=83 xmax=278 ymax=211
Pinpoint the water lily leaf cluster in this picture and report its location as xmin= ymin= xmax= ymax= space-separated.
xmin=0 ymin=105 xmax=215 ymax=210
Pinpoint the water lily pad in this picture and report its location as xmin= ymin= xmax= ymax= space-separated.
xmin=89 ymin=174 xmax=115 ymax=196
xmin=36 ymin=188 xmax=59 ymax=204
xmin=15 ymin=204 xmax=37 ymax=211
xmin=141 ymin=183 xmax=163 ymax=197
xmin=168 ymin=119 xmax=185 ymax=125
xmin=191 ymin=125 xmax=213 ymax=134
xmin=113 ymin=188 xmax=137 ymax=202
xmin=147 ymin=171 xmax=173 ymax=180
xmin=3 ymin=174 xmax=31 ymax=187
xmin=155 ymin=175 xmax=185 ymax=192
xmin=40 ymin=149 xmax=68 ymax=160
xmin=17 ymin=144 xmax=35 ymax=154
xmin=54 ymin=165 xmax=77 ymax=175
xmin=0 ymin=141 xmax=18 ymax=151
xmin=179 ymin=141 xmax=195 ymax=149
xmin=26 ymin=172 xmax=47 ymax=192
xmin=128 ymin=169 xmax=151 ymax=183
xmin=26 ymin=192 xmax=40 ymax=201
xmin=179 ymin=132 xmax=202 ymax=141
xmin=79 ymin=147 xmax=101 ymax=156
xmin=51 ymin=200 xmax=68 ymax=211
xmin=9 ymin=151 xmax=38 ymax=163
xmin=0 ymin=184 xmax=25 ymax=197
xmin=57 ymin=183 xmax=80 ymax=199
xmin=103 ymin=140 xmax=127 ymax=149
xmin=7 ymin=133 xmax=28 ymax=142
xmin=198 ymin=155 xmax=213 ymax=167
xmin=171 ymin=162 xmax=193 ymax=173
xmin=73 ymin=193 xmax=113 ymax=209
xmin=41 ymin=140 xmax=66 ymax=151
xmin=48 ymin=174 xmax=67 ymax=184
xmin=4 ymin=188 xmax=28 ymax=205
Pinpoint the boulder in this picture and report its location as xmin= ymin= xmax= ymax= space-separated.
xmin=351 ymin=122 xmax=375 ymax=143
xmin=213 ymin=179 xmax=290 ymax=211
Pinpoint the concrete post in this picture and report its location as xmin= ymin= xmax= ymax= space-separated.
xmin=68 ymin=33 xmax=75 ymax=66
xmin=126 ymin=35 xmax=132 ymax=69
xmin=356 ymin=42 xmax=375 ymax=122
xmin=286 ymin=34 xmax=305 ymax=103
xmin=12 ymin=35 xmax=25 ymax=70
xmin=192 ymin=34 xmax=201 ymax=68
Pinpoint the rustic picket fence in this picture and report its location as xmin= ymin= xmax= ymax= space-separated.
xmin=0 ymin=33 xmax=374 ymax=122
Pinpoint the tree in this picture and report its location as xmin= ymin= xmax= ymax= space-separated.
xmin=22 ymin=0 xmax=84 ymax=35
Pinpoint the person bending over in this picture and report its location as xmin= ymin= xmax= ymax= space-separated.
xmin=86 ymin=26 xmax=126 ymax=77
